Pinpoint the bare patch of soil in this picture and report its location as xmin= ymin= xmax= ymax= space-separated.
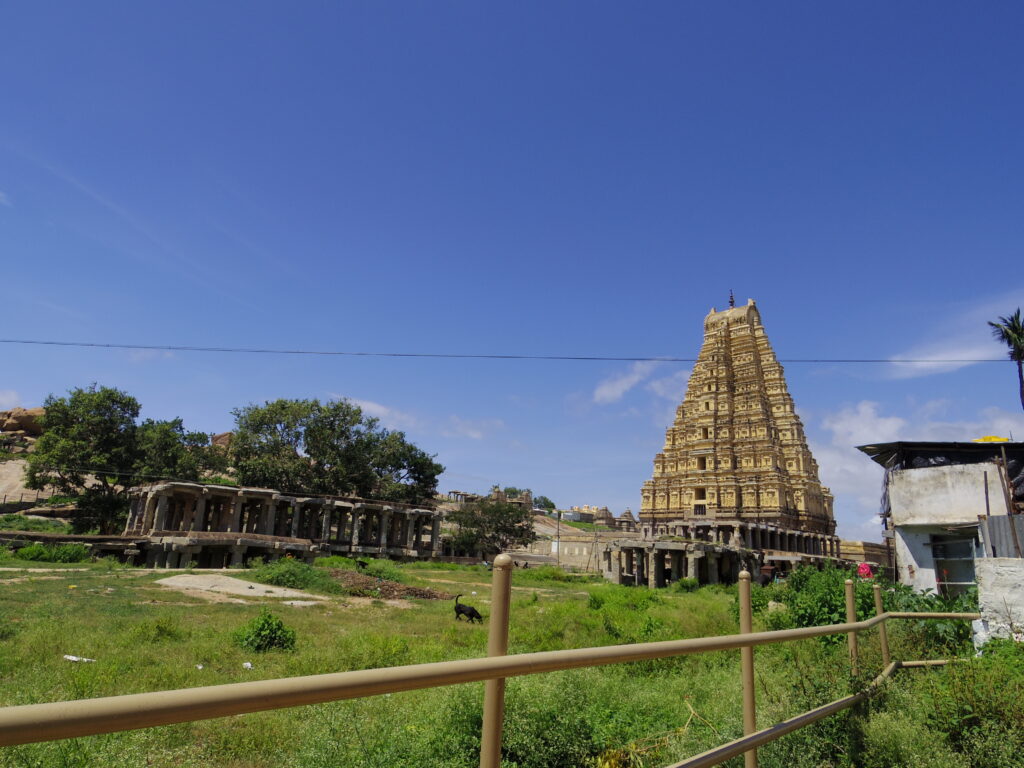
xmin=329 ymin=569 xmax=454 ymax=600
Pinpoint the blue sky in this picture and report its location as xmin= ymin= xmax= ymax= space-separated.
xmin=2 ymin=2 xmax=1023 ymax=540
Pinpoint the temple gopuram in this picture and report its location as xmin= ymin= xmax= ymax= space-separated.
xmin=603 ymin=298 xmax=842 ymax=586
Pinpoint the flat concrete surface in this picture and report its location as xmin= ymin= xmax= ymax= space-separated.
xmin=155 ymin=573 xmax=328 ymax=601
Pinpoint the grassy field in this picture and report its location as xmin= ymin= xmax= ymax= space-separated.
xmin=0 ymin=556 xmax=1016 ymax=768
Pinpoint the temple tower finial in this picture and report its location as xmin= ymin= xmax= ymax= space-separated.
xmin=729 ymin=289 xmax=735 ymax=308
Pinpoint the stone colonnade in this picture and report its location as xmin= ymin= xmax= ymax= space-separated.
xmin=604 ymin=542 xmax=752 ymax=588
xmin=125 ymin=482 xmax=441 ymax=567
xmin=644 ymin=519 xmax=841 ymax=558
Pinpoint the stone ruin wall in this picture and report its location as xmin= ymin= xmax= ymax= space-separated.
xmin=125 ymin=481 xmax=443 ymax=569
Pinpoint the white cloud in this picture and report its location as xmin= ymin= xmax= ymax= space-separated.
xmin=886 ymin=290 xmax=1022 ymax=379
xmin=442 ymin=416 xmax=504 ymax=440
xmin=128 ymin=349 xmax=174 ymax=363
xmin=0 ymin=390 xmax=20 ymax=410
xmin=593 ymin=361 xmax=660 ymax=404
xmin=349 ymin=398 xmax=420 ymax=430
xmin=821 ymin=401 xmax=906 ymax=447
xmin=646 ymin=368 xmax=690 ymax=400
xmin=0 ymin=191 xmax=11 ymax=207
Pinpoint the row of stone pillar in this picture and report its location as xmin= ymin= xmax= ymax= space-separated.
xmin=652 ymin=521 xmax=840 ymax=557
xmin=125 ymin=486 xmax=441 ymax=552
xmin=609 ymin=546 xmax=735 ymax=588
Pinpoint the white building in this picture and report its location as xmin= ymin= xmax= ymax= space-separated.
xmin=859 ymin=441 xmax=1024 ymax=642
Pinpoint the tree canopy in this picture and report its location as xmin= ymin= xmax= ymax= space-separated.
xmin=989 ymin=308 xmax=1024 ymax=411
xmin=25 ymin=385 xmax=225 ymax=533
xmin=447 ymin=499 xmax=537 ymax=556
xmin=230 ymin=398 xmax=443 ymax=504
xmin=533 ymin=495 xmax=556 ymax=511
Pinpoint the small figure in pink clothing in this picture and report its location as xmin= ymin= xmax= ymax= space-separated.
xmin=857 ymin=562 xmax=874 ymax=579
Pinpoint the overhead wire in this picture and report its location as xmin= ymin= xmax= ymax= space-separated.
xmin=0 ymin=338 xmax=1009 ymax=364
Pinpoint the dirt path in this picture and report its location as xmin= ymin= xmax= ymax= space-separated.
xmin=155 ymin=573 xmax=329 ymax=605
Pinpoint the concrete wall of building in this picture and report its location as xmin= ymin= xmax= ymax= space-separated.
xmin=975 ymin=558 xmax=1024 ymax=642
xmin=889 ymin=463 xmax=1008 ymax=526
xmin=518 ymin=532 xmax=622 ymax=571
xmin=893 ymin=524 xmax=983 ymax=592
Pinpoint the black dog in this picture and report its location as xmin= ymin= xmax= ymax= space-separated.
xmin=454 ymin=594 xmax=483 ymax=623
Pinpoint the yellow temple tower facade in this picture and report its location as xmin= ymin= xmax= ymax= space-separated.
xmin=640 ymin=298 xmax=835 ymax=537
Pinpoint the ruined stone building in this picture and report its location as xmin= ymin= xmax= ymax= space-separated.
xmin=124 ymin=481 xmax=442 ymax=568
xmin=604 ymin=299 xmax=842 ymax=586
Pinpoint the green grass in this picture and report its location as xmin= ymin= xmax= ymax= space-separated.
xmin=0 ymin=513 xmax=72 ymax=533
xmin=0 ymin=562 xmax=999 ymax=768
xmin=562 ymin=520 xmax=614 ymax=531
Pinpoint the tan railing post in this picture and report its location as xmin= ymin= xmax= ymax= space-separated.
xmin=873 ymin=583 xmax=890 ymax=668
xmin=845 ymin=579 xmax=858 ymax=675
xmin=738 ymin=570 xmax=757 ymax=768
xmin=479 ymin=553 xmax=513 ymax=768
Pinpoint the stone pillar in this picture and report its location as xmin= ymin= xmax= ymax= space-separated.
xmin=223 ymin=496 xmax=240 ymax=533
xmin=191 ymin=496 xmax=207 ymax=532
xmin=229 ymin=545 xmax=247 ymax=567
xmin=610 ymin=549 xmax=622 ymax=582
xmin=351 ymin=508 xmax=362 ymax=547
xmin=670 ymin=551 xmax=682 ymax=581
xmin=378 ymin=511 xmax=391 ymax=548
xmin=291 ymin=503 xmax=303 ymax=538
xmin=153 ymin=494 xmax=170 ymax=531
xmin=307 ymin=505 xmax=321 ymax=539
xmin=431 ymin=516 xmax=441 ymax=552
xmin=687 ymin=552 xmax=703 ymax=583
xmin=178 ymin=546 xmax=200 ymax=569
xmin=705 ymin=552 xmax=720 ymax=584
xmin=124 ymin=495 xmax=142 ymax=533
xmin=653 ymin=551 xmax=666 ymax=588
xmin=321 ymin=504 xmax=334 ymax=541
xmin=401 ymin=518 xmax=413 ymax=552
xmin=336 ymin=509 xmax=350 ymax=544
xmin=262 ymin=499 xmax=277 ymax=536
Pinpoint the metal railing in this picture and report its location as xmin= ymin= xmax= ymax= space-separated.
xmin=0 ymin=554 xmax=980 ymax=768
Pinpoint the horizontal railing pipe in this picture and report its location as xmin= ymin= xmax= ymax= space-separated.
xmin=0 ymin=611 xmax=982 ymax=748
xmin=667 ymin=662 xmax=902 ymax=768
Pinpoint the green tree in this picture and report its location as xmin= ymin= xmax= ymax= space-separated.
xmin=447 ymin=499 xmax=537 ymax=556
xmin=230 ymin=398 xmax=443 ymax=503
xmin=989 ymin=308 xmax=1024 ymax=412
xmin=533 ymin=495 xmax=556 ymax=511
xmin=25 ymin=385 xmax=222 ymax=533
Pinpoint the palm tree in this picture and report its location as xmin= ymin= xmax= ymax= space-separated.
xmin=988 ymin=308 xmax=1024 ymax=412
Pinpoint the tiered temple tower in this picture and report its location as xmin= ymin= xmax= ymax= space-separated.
xmin=640 ymin=298 xmax=835 ymax=537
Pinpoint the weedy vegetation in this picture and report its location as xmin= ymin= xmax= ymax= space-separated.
xmin=0 ymin=561 xmax=1010 ymax=768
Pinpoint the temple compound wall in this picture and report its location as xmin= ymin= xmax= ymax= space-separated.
xmin=603 ymin=299 xmax=843 ymax=587
xmin=125 ymin=481 xmax=441 ymax=568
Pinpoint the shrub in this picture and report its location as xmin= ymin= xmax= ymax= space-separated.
xmin=248 ymin=557 xmax=342 ymax=594
xmin=234 ymin=608 xmax=296 ymax=652
xmin=859 ymin=710 xmax=967 ymax=768
xmin=672 ymin=577 xmax=699 ymax=593
xmin=362 ymin=558 xmax=405 ymax=583
xmin=313 ymin=555 xmax=407 ymax=583
xmin=15 ymin=542 xmax=90 ymax=562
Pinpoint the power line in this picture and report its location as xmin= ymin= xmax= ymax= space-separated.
xmin=0 ymin=338 xmax=1009 ymax=364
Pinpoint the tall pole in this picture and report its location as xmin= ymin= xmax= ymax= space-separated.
xmin=845 ymin=579 xmax=858 ymax=675
xmin=738 ymin=570 xmax=757 ymax=768
xmin=479 ymin=554 xmax=513 ymax=768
